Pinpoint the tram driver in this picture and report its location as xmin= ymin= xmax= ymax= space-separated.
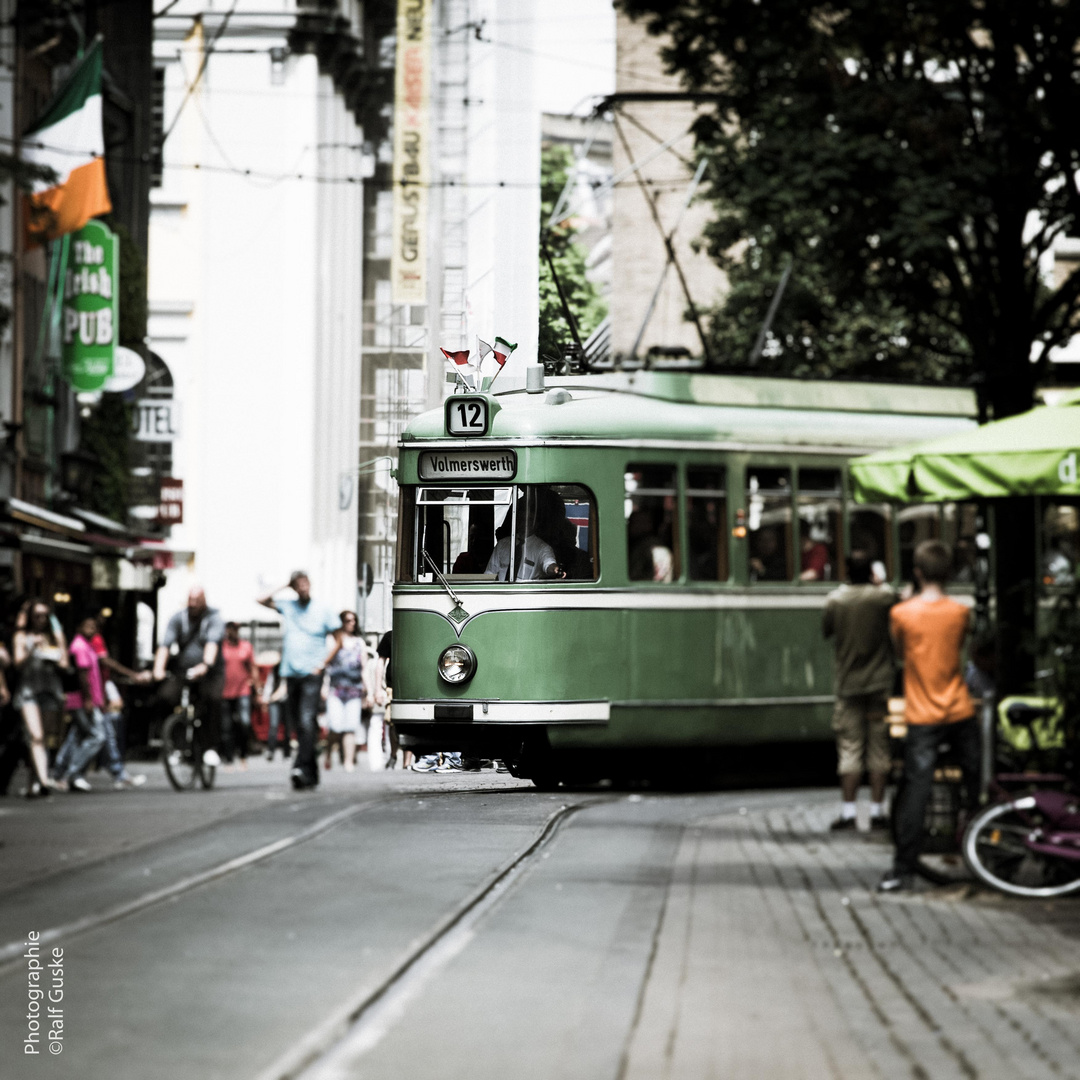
xmin=485 ymin=488 xmax=567 ymax=581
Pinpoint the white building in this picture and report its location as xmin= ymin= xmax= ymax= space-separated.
xmin=150 ymin=1 xmax=365 ymax=623
xmin=149 ymin=0 xmax=541 ymax=632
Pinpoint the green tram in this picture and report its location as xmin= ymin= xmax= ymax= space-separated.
xmin=391 ymin=369 xmax=977 ymax=783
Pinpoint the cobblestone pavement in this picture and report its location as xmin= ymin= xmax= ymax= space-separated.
xmin=622 ymin=797 xmax=1080 ymax=1080
xmin=2 ymin=771 xmax=1078 ymax=1079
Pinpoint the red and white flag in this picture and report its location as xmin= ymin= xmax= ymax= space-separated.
xmin=441 ymin=348 xmax=471 ymax=368
xmin=441 ymin=347 xmax=478 ymax=389
xmin=493 ymin=337 xmax=517 ymax=367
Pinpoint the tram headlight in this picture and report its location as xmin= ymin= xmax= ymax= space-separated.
xmin=437 ymin=644 xmax=477 ymax=685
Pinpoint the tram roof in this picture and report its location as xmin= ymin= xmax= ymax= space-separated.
xmin=402 ymin=371 xmax=977 ymax=452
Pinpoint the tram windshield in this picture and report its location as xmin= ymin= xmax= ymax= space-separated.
xmin=399 ymin=484 xmax=598 ymax=583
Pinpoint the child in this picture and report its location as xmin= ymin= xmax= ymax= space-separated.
xmin=879 ymin=539 xmax=980 ymax=892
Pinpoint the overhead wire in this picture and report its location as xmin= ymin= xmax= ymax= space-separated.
xmin=160 ymin=0 xmax=240 ymax=145
xmin=6 ymin=133 xmax=694 ymax=190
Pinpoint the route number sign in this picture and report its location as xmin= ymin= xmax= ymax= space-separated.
xmin=446 ymin=397 xmax=489 ymax=437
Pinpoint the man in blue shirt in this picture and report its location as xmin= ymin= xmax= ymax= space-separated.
xmin=258 ymin=571 xmax=340 ymax=789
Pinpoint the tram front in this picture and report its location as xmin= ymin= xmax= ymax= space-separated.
xmin=391 ymin=389 xmax=610 ymax=782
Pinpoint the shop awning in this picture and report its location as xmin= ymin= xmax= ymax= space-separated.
xmin=850 ymin=390 xmax=1080 ymax=503
xmin=6 ymin=497 xmax=86 ymax=535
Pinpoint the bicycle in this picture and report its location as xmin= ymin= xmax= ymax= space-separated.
xmin=162 ymin=684 xmax=217 ymax=791
xmin=961 ymin=591 xmax=1080 ymax=898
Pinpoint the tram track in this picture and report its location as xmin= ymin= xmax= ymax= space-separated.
xmin=252 ymin=799 xmax=589 ymax=1080
xmin=0 ymin=780 xmax=538 ymax=976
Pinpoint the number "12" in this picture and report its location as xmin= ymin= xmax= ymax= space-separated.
xmin=455 ymin=402 xmax=483 ymax=430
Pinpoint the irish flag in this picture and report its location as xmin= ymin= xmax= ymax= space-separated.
xmin=22 ymin=39 xmax=111 ymax=244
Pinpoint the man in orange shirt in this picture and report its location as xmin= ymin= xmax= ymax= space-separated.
xmin=879 ymin=539 xmax=981 ymax=892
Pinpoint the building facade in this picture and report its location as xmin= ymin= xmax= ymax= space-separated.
xmin=609 ymin=10 xmax=726 ymax=363
xmin=149 ymin=0 xmax=365 ymax=623
xmin=357 ymin=0 xmax=539 ymax=633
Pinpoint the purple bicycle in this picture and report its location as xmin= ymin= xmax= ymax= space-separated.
xmin=962 ymin=787 xmax=1080 ymax=898
xmin=962 ymin=612 xmax=1080 ymax=898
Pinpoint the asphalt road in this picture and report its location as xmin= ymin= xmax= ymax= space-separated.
xmin=2 ymin=757 xmax=1079 ymax=1080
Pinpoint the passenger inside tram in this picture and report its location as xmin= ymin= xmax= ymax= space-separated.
xmin=627 ymin=509 xmax=674 ymax=582
xmin=749 ymin=527 xmax=787 ymax=581
xmin=798 ymin=519 xmax=832 ymax=581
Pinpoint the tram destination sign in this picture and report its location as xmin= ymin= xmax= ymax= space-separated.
xmin=418 ymin=449 xmax=516 ymax=482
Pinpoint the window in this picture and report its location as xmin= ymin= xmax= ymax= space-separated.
xmin=899 ymin=503 xmax=980 ymax=584
xmin=850 ymin=504 xmax=893 ymax=583
xmin=942 ymin=502 xmax=980 ymax=583
xmin=797 ymin=468 xmax=842 ymax=582
xmin=898 ymin=505 xmax=941 ymax=582
xmin=1041 ymin=500 xmax=1079 ymax=586
xmin=747 ymin=467 xmax=792 ymax=582
xmin=626 ymin=465 xmax=678 ymax=582
xmin=399 ymin=484 xmax=597 ymax=583
xmin=687 ymin=466 xmax=728 ymax=582
xmin=150 ymin=67 xmax=165 ymax=188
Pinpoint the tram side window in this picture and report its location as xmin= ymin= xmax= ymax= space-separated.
xmin=797 ymin=468 xmax=842 ymax=582
xmin=626 ymin=465 xmax=678 ymax=582
xmin=850 ymin=505 xmax=893 ymax=584
xmin=403 ymin=484 xmax=598 ymax=583
xmin=747 ymin=466 xmax=792 ymax=582
xmin=1042 ymin=500 xmax=1079 ymax=586
xmin=687 ymin=466 xmax=728 ymax=582
xmin=899 ymin=505 xmax=941 ymax=582
xmin=942 ymin=502 xmax=980 ymax=583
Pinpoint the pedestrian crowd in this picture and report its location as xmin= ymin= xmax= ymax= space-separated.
xmin=0 ymin=570 xmax=401 ymax=798
xmin=822 ymin=538 xmax=988 ymax=892
xmin=0 ymin=599 xmax=150 ymax=797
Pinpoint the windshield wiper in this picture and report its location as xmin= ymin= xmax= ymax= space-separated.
xmin=422 ymin=549 xmax=463 ymax=607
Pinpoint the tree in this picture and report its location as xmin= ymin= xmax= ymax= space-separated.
xmin=618 ymin=0 xmax=1080 ymax=421
xmin=539 ymin=144 xmax=607 ymax=362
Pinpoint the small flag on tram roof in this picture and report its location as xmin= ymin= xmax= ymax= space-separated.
xmin=22 ymin=39 xmax=112 ymax=244
xmin=441 ymin=347 xmax=478 ymax=389
xmin=440 ymin=348 xmax=472 ymax=368
xmin=493 ymin=337 xmax=518 ymax=366
xmin=477 ymin=338 xmax=494 ymax=363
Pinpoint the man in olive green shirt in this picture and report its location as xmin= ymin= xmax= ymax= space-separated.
xmin=822 ymin=552 xmax=897 ymax=831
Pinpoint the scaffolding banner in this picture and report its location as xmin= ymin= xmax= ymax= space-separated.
xmin=391 ymin=0 xmax=431 ymax=305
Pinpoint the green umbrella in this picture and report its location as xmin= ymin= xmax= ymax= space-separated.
xmin=850 ymin=389 xmax=1080 ymax=503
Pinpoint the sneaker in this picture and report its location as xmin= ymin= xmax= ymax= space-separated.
xmin=829 ymin=816 xmax=857 ymax=832
xmin=869 ymin=815 xmax=890 ymax=832
xmin=201 ymin=749 xmax=222 ymax=768
xmin=877 ymin=870 xmax=915 ymax=893
xmin=410 ymin=755 xmax=440 ymax=773
xmin=114 ymin=774 xmax=148 ymax=790
xmin=434 ymin=754 xmax=464 ymax=773
xmin=70 ymin=777 xmax=92 ymax=793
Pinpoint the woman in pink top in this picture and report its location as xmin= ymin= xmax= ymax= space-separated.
xmin=221 ymin=622 xmax=257 ymax=769
xmin=51 ymin=615 xmax=109 ymax=792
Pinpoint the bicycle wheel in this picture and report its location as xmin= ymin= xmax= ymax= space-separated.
xmin=198 ymin=754 xmax=216 ymax=790
xmin=162 ymin=712 xmax=199 ymax=791
xmin=962 ymin=797 xmax=1080 ymax=898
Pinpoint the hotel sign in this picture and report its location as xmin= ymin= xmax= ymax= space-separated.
xmin=391 ymin=0 xmax=431 ymax=304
